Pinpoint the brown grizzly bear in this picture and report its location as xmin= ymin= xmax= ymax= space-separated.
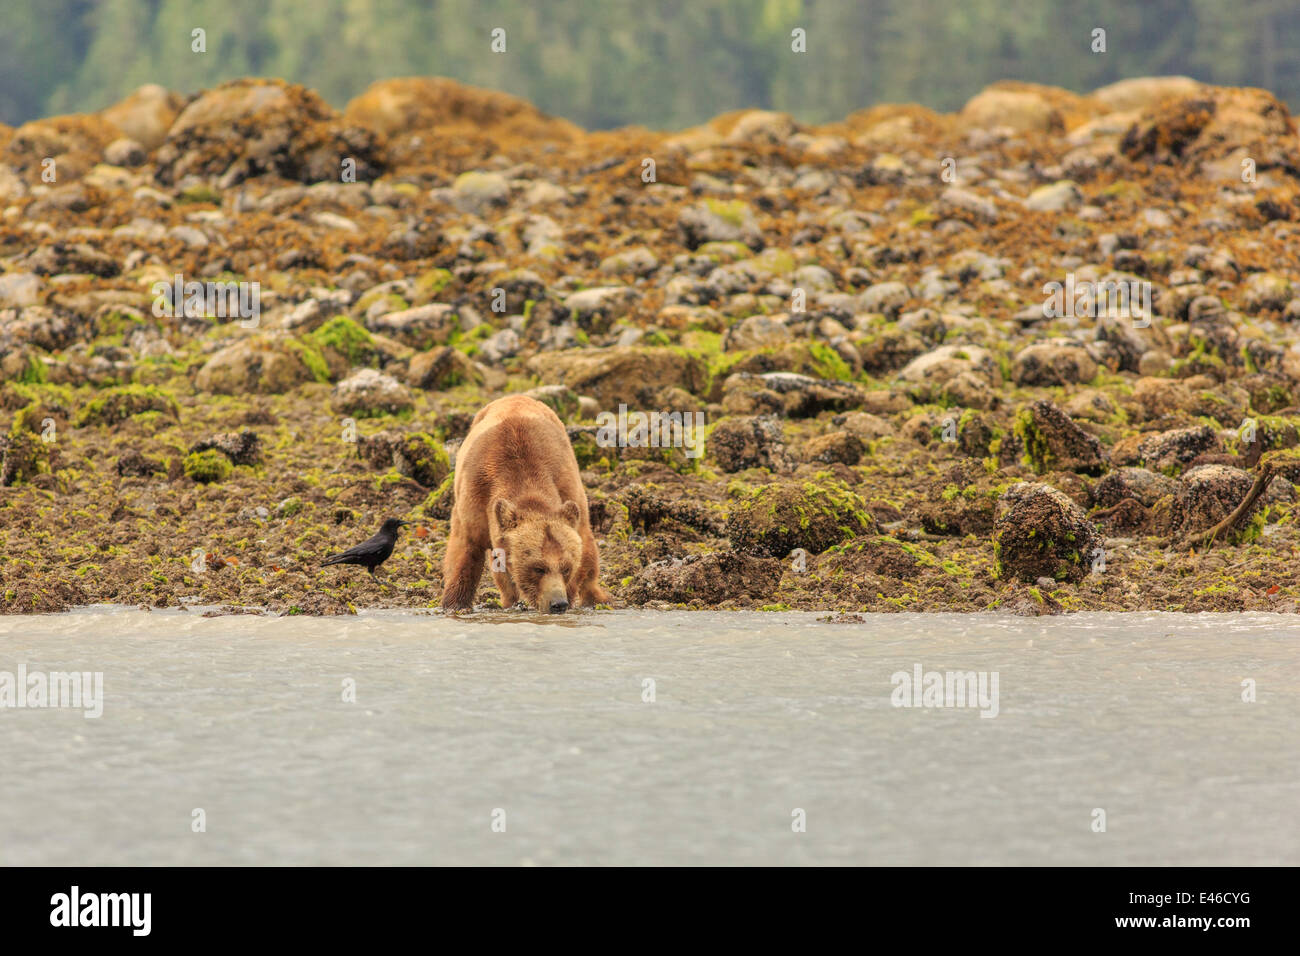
xmin=441 ymin=395 xmax=611 ymax=613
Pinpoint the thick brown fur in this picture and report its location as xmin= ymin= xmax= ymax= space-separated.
xmin=441 ymin=395 xmax=611 ymax=612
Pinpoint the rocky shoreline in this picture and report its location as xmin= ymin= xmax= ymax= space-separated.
xmin=4 ymin=75 xmax=1300 ymax=616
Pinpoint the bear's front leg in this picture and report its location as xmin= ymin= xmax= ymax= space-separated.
xmin=578 ymin=582 xmax=612 ymax=607
xmin=576 ymin=531 xmax=611 ymax=607
xmin=492 ymin=569 xmax=519 ymax=608
xmin=441 ymin=523 xmax=487 ymax=610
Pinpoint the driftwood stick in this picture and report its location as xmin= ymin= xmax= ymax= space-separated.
xmin=1177 ymin=463 xmax=1275 ymax=551
xmin=1088 ymin=502 xmax=1130 ymax=522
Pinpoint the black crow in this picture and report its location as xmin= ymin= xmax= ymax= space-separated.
xmin=322 ymin=518 xmax=410 ymax=577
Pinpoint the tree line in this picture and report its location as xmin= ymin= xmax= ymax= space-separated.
xmin=3 ymin=0 xmax=1297 ymax=129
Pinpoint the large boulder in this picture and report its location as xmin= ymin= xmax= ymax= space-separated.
xmin=154 ymin=78 xmax=385 ymax=185
xmin=189 ymin=429 xmax=262 ymax=466
xmin=406 ymin=346 xmax=483 ymax=390
xmin=677 ymin=200 xmax=763 ymax=251
xmin=525 ymin=346 xmax=707 ymax=409
xmin=959 ymin=87 xmax=1063 ymax=133
xmin=623 ymin=552 xmax=784 ymax=605
xmin=361 ymin=431 xmax=450 ymax=487
xmin=1137 ymin=425 xmax=1221 ymax=473
xmin=451 ymin=170 xmax=510 ymax=214
xmin=898 ymin=344 xmax=998 ymax=387
xmin=1 ymin=113 xmax=120 ymax=180
xmin=100 ymin=84 xmax=184 ymax=149
xmin=331 ymin=368 xmax=413 ymax=417
xmin=709 ymin=415 xmax=787 ymax=473
xmin=343 ymin=76 xmax=580 ymax=149
xmin=722 ymin=372 xmax=863 ymax=418
xmin=994 ymin=482 xmax=1103 ymax=583
xmin=563 ymin=286 xmax=638 ymax=334
xmin=1120 ymin=86 xmax=1300 ymax=179
xmin=1167 ymin=465 xmax=1256 ymax=539
xmin=1093 ymin=467 xmax=1179 ymax=508
xmin=726 ymin=478 xmax=873 ymax=558
xmin=1016 ymin=400 xmax=1107 ymax=475
xmin=1092 ymin=76 xmax=1203 ymax=113
xmin=74 ymin=385 xmax=179 ymax=427
xmin=366 ymin=304 xmax=458 ymax=350
xmin=1012 ymin=340 xmax=1099 ymax=387
xmin=195 ymin=336 xmax=325 ymax=394
xmin=20 ymin=242 xmax=119 ymax=278
xmin=723 ymin=110 xmax=799 ymax=145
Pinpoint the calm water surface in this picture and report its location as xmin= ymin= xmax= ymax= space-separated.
xmin=1 ymin=608 xmax=1296 ymax=865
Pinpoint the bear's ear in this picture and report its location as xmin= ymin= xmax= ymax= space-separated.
xmin=494 ymin=498 xmax=518 ymax=531
xmin=560 ymin=500 xmax=581 ymax=528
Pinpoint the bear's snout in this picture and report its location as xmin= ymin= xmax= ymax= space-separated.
xmin=540 ymin=576 xmax=569 ymax=614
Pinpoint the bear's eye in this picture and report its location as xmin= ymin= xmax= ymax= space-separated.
xmin=531 ymin=564 xmax=548 ymax=577
xmin=561 ymin=564 xmax=573 ymax=578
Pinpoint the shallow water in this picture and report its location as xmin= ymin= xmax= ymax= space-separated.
xmin=0 ymin=608 xmax=1296 ymax=866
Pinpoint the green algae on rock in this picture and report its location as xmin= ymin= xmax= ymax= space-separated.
xmin=726 ymin=477 xmax=874 ymax=558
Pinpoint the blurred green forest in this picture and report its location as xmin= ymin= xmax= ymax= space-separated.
xmin=3 ymin=0 xmax=1298 ymax=128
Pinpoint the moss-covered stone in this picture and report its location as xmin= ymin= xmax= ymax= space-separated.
xmin=993 ymin=482 xmax=1102 ymax=583
xmin=1014 ymin=400 xmax=1107 ymax=475
xmin=309 ymin=315 xmax=377 ymax=367
xmin=183 ymin=449 xmax=232 ymax=483
xmin=421 ymin=474 xmax=455 ymax=519
xmin=75 ymin=385 xmax=179 ymax=426
xmin=726 ymin=476 xmax=873 ymax=558
xmin=0 ymin=403 xmax=50 ymax=485
xmin=392 ymin=432 xmax=450 ymax=488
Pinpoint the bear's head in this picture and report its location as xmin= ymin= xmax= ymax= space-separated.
xmin=492 ymin=497 xmax=584 ymax=613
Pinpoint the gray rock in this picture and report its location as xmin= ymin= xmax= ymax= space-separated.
xmin=1241 ymin=272 xmax=1294 ymax=313
xmin=22 ymin=242 xmax=120 ymax=278
xmin=331 ymin=368 xmax=414 ymax=415
xmin=936 ymin=187 xmax=1000 ymax=224
xmin=366 ymin=304 xmax=457 ymax=349
xmin=599 ymin=246 xmax=659 ymax=276
xmin=478 ymin=327 xmax=520 ymax=363
xmin=1137 ymin=425 xmax=1221 ymax=473
xmin=1093 ymin=467 xmax=1179 ymax=508
xmin=452 ymin=171 xmax=510 ymax=214
xmin=709 ymin=415 xmax=787 ymax=472
xmin=168 ymin=225 xmax=209 ymax=248
xmin=857 ymin=281 xmax=911 ymax=317
xmin=1025 ymin=180 xmax=1082 ymax=212
xmin=0 ymin=273 xmax=40 ymax=308
xmin=563 ymin=286 xmax=637 ymax=332
xmin=678 ymin=200 xmax=763 ymax=251
xmin=1012 ymin=340 xmax=1099 ymax=387
xmin=104 ymin=137 xmax=147 ymax=167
